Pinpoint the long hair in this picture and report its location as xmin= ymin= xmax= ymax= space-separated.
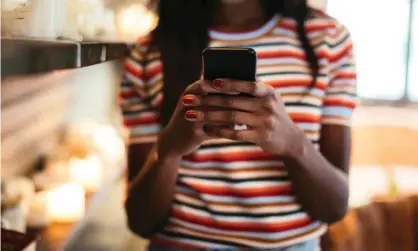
xmin=149 ymin=0 xmax=319 ymax=126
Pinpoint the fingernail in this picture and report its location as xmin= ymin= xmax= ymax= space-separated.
xmin=213 ymin=79 xmax=224 ymax=89
xmin=185 ymin=110 xmax=198 ymax=120
xmin=182 ymin=94 xmax=196 ymax=105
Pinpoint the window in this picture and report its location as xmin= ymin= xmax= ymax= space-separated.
xmin=327 ymin=0 xmax=416 ymax=102
xmin=408 ymin=0 xmax=418 ymax=101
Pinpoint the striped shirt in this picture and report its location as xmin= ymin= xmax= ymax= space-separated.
xmin=120 ymin=10 xmax=357 ymax=249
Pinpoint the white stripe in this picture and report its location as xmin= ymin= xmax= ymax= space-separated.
xmin=209 ymin=14 xmax=280 ymax=41
xmin=182 ymin=178 xmax=290 ymax=188
xmin=181 ymin=160 xmax=284 ymax=169
xmin=179 ymin=169 xmax=287 ymax=179
xmin=258 ymin=57 xmax=307 ymax=66
xmin=125 ymin=72 xmax=145 ymax=87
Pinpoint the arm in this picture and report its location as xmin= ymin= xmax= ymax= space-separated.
xmin=283 ymin=125 xmax=351 ymax=223
xmin=122 ymin=74 xmax=214 ymax=236
xmin=284 ymin=26 xmax=356 ymax=223
xmin=119 ymin=39 xmax=176 ymax=237
xmin=125 ymin=143 xmax=181 ymax=238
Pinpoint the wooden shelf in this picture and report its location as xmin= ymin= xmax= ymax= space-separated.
xmin=1 ymin=37 xmax=128 ymax=80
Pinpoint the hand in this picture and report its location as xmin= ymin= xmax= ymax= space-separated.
xmin=158 ymin=79 xmax=216 ymax=159
xmin=183 ymin=79 xmax=305 ymax=156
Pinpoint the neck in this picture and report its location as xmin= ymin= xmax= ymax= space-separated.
xmin=213 ymin=0 xmax=267 ymax=32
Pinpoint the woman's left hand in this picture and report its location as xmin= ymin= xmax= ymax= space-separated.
xmin=183 ymin=78 xmax=305 ymax=157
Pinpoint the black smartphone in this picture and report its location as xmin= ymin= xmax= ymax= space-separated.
xmin=202 ymin=47 xmax=257 ymax=83
xmin=202 ymin=47 xmax=257 ymax=130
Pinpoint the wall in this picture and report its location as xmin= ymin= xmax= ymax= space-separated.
xmin=1 ymin=61 xmax=123 ymax=178
xmin=351 ymin=106 xmax=418 ymax=167
xmin=66 ymin=60 xmax=123 ymax=126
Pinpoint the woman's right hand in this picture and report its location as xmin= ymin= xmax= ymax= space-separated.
xmin=157 ymin=80 xmax=212 ymax=159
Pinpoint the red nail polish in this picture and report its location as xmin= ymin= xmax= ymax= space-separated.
xmin=213 ymin=79 xmax=224 ymax=89
xmin=183 ymin=95 xmax=195 ymax=105
xmin=185 ymin=110 xmax=198 ymax=120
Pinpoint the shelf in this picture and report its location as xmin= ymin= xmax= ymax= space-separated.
xmin=1 ymin=37 xmax=129 ymax=80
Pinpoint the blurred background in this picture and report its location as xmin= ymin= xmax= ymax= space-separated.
xmin=1 ymin=0 xmax=417 ymax=251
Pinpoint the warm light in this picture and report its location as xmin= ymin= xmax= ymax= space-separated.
xmin=392 ymin=166 xmax=418 ymax=194
xmin=69 ymin=155 xmax=103 ymax=192
xmin=117 ymin=4 xmax=158 ymax=41
xmin=92 ymin=125 xmax=125 ymax=163
xmin=27 ymin=191 xmax=50 ymax=228
xmin=349 ymin=165 xmax=390 ymax=207
xmin=46 ymin=182 xmax=85 ymax=223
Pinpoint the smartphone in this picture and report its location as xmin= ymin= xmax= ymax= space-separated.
xmin=202 ymin=47 xmax=257 ymax=83
xmin=202 ymin=47 xmax=257 ymax=130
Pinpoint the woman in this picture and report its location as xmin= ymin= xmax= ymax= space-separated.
xmin=122 ymin=0 xmax=357 ymax=250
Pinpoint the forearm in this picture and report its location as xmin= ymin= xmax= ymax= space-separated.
xmin=284 ymin=135 xmax=349 ymax=223
xmin=125 ymin=144 xmax=181 ymax=237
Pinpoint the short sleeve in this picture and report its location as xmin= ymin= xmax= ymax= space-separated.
xmin=321 ymin=24 xmax=357 ymax=127
xmin=119 ymin=37 xmax=163 ymax=144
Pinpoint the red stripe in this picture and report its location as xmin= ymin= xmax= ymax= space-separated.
xmin=119 ymin=90 xmax=137 ymax=99
xmin=172 ymin=208 xmax=313 ymax=232
xmin=258 ymin=50 xmax=305 ymax=60
xmin=268 ymin=80 xmax=327 ymax=90
xmin=124 ymin=114 xmax=158 ymax=126
xmin=181 ymin=182 xmax=292 ymax=198
xmin=124 ymin=61 xmax=143 ymax=79
xmin=329 ymin=43 xmax=353 ymax=63
xmin=183 ymin=151 xmax=279 ymax=163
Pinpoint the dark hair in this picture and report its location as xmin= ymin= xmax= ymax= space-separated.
xmin=150 ymin=0 xmax=319 ymax=126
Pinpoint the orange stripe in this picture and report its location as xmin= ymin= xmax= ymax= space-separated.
xmin=334 ymin=72 xmax=356 ymax=80
xmin=289 ymin=113 xmax=321 ymax=123
xmin=324 ymin=99 xmax=356 ymax=109
xmin=268 ymin=79 xmax=327 ymax=90
xmin=329 ymin=43 xmax=353 ymax=62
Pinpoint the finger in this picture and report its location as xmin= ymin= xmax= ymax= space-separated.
xmin=204 ymin=125 xmax=259 ymax=142
xmin=182 ymin=94 xmax=201 ymax=107
xmin=184 ymin=79 xmax=214 ymax=94
xmin=209 ymin=79 xmax=274 ymax=97
xmin=202 ymin=95 xmax=260 ymax=112
xmin=191 ymin=121 xmax=211 ymax=139
xmin=185 ymin=110 xmax=262 ymax=127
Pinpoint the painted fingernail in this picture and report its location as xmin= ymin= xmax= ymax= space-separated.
xmin=182 ymin=94 xmax=196 ymax=105
xmin=185 ymin=110 xmax=198 ymax=120
xmin=213 ymin=79 xmax=224 ymax=89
